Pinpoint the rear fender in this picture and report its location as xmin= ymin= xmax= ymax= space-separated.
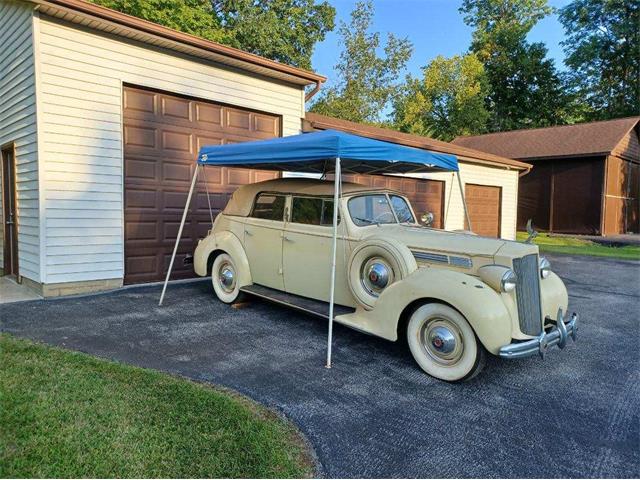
xmin=193 ymin=231 xmax=252 ymax=287
xmin=364 ymin=267 xmax=512 ymax=354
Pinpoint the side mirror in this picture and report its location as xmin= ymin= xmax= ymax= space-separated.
xmin=420 ymin=212 xmax=435 ymax=227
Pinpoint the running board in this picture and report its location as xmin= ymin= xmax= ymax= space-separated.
xmin=240 ymin=284 xmax=355 ymax=320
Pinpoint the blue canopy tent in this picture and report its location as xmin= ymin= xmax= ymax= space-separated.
xmin=159 ymin=129 xmax=464 ymax=367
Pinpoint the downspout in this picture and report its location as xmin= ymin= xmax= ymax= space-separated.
xmin=305 ymin=79 xmax=323 ymax=102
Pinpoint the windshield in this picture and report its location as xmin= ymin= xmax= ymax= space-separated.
xmin=348 ymin=194 xmax=415 ymax=226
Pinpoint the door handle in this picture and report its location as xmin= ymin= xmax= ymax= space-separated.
xmin=283 ymin=235 xmax=293 ymax=242
xmin=244 ymin=229 xmax=253 ymax=236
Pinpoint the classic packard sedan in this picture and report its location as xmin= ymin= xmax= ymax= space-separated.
xmin=194 ymin=178 xmax=577 ymax=381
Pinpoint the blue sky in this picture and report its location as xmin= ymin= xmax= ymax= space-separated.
xmin=311 ymin=0 xmax=572 ymax=85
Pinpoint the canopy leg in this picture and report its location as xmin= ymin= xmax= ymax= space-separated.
xmin=326 ymin=157 xmax=341 ymax=368
xmin=159 ymin=165 xmax=200 ymax=306
xmin=457 ymin=170 xmax=472 ymax=232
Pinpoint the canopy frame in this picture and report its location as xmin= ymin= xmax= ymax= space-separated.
xmin=157 ymin=130 xmax=467 ymax=369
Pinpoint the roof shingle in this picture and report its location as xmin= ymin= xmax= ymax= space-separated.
xmin=452 ymin=117 xmax=640 ymax=160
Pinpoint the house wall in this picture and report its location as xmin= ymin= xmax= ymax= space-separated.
xmin=405 ymin=161 xmax=520 ymax=240
xmin=603 ymin=126 xmax=639 ymax=235
xmin=0 ymin=0 xmax=40 ymax=282
xmin=35 ymin=15 xmax=305 ymax=286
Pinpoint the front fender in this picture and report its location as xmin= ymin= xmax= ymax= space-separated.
xmin=193 ymin=231 xmax=252 ymax=287
xmin=362 ymin=267 xmax=512 ymax=354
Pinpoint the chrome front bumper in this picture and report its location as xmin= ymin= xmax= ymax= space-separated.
xmin=499 ymin=310 xmax=578 ymax=359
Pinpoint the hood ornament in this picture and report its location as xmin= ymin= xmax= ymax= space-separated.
xmin=525 ymin=219 xmax=538 ymax=244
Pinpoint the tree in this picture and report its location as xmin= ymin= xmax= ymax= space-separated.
xmin=460 ymin=0 xmax=570 ymax=131
xmin=212 ymin=0 xmax=336 ymax=70
xmin=559 ymin=0 xmax=640 ymax=120
xmin=309 ymin=0 xmax=413 ymax=124
xmin=393 ymin=54 xmax=490 ymax=141
xmin=91 ymin=0 xmax=225 ymax=42
xmin=90 ymin=0 xmax=335 ymax=70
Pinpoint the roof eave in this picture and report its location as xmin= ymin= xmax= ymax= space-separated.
xmin=27 ymin=0 xmax=326 ymax=87
xmin=303 ymin=115 xmax=531 ymax=171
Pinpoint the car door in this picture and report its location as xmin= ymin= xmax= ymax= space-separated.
xmin=282 ymin=196 xmax=353 ymax=307
xmin=243 ymin=193 xmax=286 ymax=290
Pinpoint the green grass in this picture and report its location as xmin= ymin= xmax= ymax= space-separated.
xmin=516 ymin=232 xmax=640 ymax=260
xmin=0 ymin=334 xmax=314 ymax=478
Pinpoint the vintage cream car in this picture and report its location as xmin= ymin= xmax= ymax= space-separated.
xmin=194 ymin=178 xmax=577 ymax=381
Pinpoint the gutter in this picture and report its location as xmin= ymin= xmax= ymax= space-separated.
xmin=29 ymin=0 xmax=327 ymax=86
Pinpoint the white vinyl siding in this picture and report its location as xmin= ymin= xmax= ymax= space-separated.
xmin=406 ymin=162 xmax=520 ymax=240
xmin=0 ymin=0 xmax=39 ymax=281
xmin=37 ymin=15 xmax=305 ymax=284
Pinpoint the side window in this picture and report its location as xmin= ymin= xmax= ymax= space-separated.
xmin=251 ymin=194 xmax=286 ymax=221
xmin=291 ymin=197 xmax=337 ymax=226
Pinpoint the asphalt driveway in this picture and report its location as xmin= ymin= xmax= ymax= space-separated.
xmin=2 ymin=254 xmax=639 ymax=478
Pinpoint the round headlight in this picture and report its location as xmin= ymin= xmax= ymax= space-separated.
xmin=501 ymin=269 xmax=517 ymax=292
xmin=539 ymin=256 xmax=551 ymax=279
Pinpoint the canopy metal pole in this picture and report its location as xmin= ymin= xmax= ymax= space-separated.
xmin=457 ymin=170 xmax=472 ymax=231
xmin=326 ymin=157 xmax=341 ymax=369
xmin=159 ymin=165 xmax=200 ymax=306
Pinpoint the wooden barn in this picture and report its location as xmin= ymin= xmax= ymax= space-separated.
xmin=453 ymin=117 xmax=640 ymax=236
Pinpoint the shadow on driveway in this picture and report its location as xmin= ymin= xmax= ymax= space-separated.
xmin=2 ymin=254 xmax=639 ymax=478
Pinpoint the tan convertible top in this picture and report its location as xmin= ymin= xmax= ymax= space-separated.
xmin=223 ymin=178 xmax=391 ymax=217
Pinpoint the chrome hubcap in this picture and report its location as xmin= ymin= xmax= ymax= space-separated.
xmin=218 ymin=262 xmax=235 ymax=293
xmin=419 ymin=318 xmax=464 ymax=365
xmin=361 ymin=257 xmax=393 ymax=297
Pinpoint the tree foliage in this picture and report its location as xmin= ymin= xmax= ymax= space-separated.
xmin=559 ymin=0 xmax=640 ymax=120
xmin=90 ymin=0 xmax=335 ymax=70
xmin=460 ymin=0 xmax=570 ymax=131
xmin=309 ymin=0 xmax=413 ymax=124
xmin=393 ymin=54 xmax=490 ymax=141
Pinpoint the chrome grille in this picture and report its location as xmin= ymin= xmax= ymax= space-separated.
xmin=512 ymin=254 xmax=543 ymax=335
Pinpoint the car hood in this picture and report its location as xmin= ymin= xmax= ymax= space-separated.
xmin=361 ymin=224 xmax=509 ymax=257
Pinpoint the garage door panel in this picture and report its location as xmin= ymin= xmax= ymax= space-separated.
xmin=226 ymin=108 xmax=251 ymax=130
xmin=125 ymin=157 xmax=158 ymax=182
xmin=227 ymin=167 xmax=252 ymax=186
xmin=465 ymin=184 xmax=501 ymax=237
xmin=125 ymin=188 xmax=158 ymax=209
xmin=196 ymin=135 xmax=223 ymax=151
xmin=161 ymin=96 xmax=192 ymax=120
xmin=123 ymin=88 xmax=155 ymax=114
xmin=161 ymin=130 xmax=192 ymax=153
xmin=124 ymin=85 xmax=281 ymax=284
xmin=125 ymin=220 xmax=158 ymax=241
xmin=195 ymin=103 xmax=223 ymax=127
xmin=124 ymin=125 xmax=157 ymax=149
xmin=254 ymin=114 xmax=280 ymax=136
xmin=162 ymin=161 xmax=193 ymax=183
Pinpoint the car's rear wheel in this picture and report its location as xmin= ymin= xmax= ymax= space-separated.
xmin=407 ymin=303 xmax=485 ymax=382
xmin=211 ymin=253 xmax=245 ymax=304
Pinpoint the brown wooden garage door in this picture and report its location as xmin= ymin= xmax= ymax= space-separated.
xmin=465 ymin=184 xmax=502 ymax=237
xmin=343 ymin=174 xmax=445 ymax=228
xmin=123 ymin=86 xmax=280 ymax=284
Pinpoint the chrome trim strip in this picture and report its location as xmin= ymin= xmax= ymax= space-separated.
xmin=449 ymin=256 xmax=473 ymax=269
xmin=411 ymin=251 xmax=472 ymax=269
xmin=412 ymin=251 xmax=448 ymax=264
xmin=499 ymin=311 xmax=578 ymax=359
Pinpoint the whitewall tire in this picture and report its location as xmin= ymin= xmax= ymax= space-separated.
xmin=407 ymin=303 xmax=485 ymax=382
xmin=348 ymin=239 xmax=417 ymax=309
xmin=211 ymin=253 xmax=245 ymax=304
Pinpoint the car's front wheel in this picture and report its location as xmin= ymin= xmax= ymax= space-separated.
xmin=211 ymin=253 xmax=245 ymax=304
xmin=407 ymin=303 xmax=485 ymax=382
